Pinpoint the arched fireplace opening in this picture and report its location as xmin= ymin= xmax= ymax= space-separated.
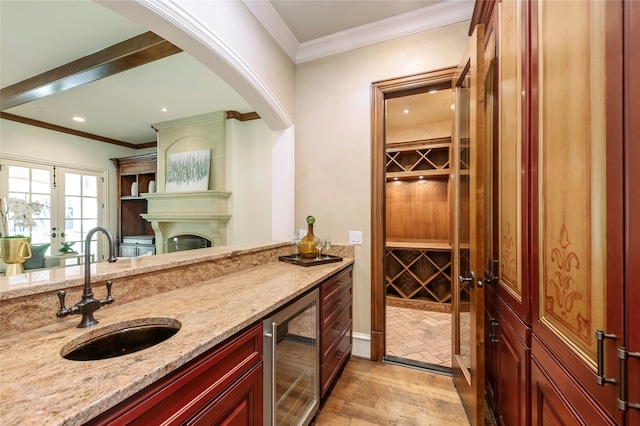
xmin=167 ymin=235 xmax=212 ymax=253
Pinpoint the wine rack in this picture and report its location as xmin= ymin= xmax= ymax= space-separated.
xmin=385 ymin=242 xmax=452 ymax=312
xmin=386 ymin=139 xmax=450 ymax=180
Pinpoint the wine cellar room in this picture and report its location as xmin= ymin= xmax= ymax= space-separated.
xmin=384 ymin=87 xmax=457 ymax=370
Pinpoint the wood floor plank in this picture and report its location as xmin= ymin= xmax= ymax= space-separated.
xmin=314 ymin=357 xmax=470 ymax=426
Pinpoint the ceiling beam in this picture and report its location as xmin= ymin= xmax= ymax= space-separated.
xmin=1 ymin=31 xmax=182 ymax=110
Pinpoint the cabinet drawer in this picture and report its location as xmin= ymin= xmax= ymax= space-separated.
xmin=320 ymin=328 xmax=351 ymax=397
xmin=88 ymin=323 xmax=262 ymax=425
xmin=321 ymin=306 xmax=352 ymax=361
xmin=321 ymin=284 xmax=352 ymax=328
xmin=320 ymin=267 xmax=352 ymax=307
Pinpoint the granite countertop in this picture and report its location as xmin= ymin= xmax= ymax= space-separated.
xmin=0 ymin=258 xmax=354 ymax=426
xmin=0 ymin=241 xmax=286 ymax=300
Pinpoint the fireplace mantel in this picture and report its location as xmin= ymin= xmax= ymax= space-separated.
xmin=142 ymin=190 xmax=231 ymax=253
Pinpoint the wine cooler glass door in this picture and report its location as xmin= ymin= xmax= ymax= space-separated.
xmin=264 ymin=289 xmax=319 ymax=426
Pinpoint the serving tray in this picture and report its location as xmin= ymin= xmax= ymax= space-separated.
xmin=278 ymin=255 xmax=343 ymax=267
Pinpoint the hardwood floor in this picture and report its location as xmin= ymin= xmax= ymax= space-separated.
xmin=313 ymin=357 xmax=470 ymax=426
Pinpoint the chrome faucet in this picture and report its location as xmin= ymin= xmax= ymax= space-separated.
xmin=56 ymin=227 xmax=117 ymax=328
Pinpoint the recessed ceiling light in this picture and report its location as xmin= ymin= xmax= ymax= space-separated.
xmin=429 ymin=90 xmax=438 ymax=94
xmin=419 ymin=176 xmax=424 ymax=179
xmin=72 ymin=116 xmax=85 ymax=122
xmin=402 ymin=109 xmax=410 ymax=114
xmin=394 ymin=177 xmax=399 ymax=181
xmin=161 ymin=107 xmax=169 ymax=112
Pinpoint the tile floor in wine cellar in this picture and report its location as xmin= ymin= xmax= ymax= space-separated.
xmin=290 ymin=303 xmax=470 ymax=369
xmin=386 ymin=305 xmax=471 ymax=369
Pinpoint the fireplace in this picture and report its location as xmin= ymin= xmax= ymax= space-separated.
xmin=167 ymin=235 xmax=212 ymax=253
xmin=141 ymin=190 xmax=231 ymax=254
xmin=142 ymin=111 xmax=231 ymax=254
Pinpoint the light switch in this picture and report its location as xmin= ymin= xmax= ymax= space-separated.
xmin=349 ymin=231 xmax=363 ymax=245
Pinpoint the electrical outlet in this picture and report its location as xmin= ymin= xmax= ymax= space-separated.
xmin=349 ymin=231 xmax=363 ymax=245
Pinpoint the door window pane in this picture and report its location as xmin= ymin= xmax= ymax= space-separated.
xmin=83 ymin=175 xmax=97 ymax=197
xmin=83 ymin=198 xmax=98 ymax=218
xmin=31 ymin=169 xmax=50 ymax=193
xmin=65 ymin=173 xmax=81 ymax=196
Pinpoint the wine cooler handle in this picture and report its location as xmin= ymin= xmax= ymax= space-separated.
xmin=269 ymin=322 xmax=277 ymax=425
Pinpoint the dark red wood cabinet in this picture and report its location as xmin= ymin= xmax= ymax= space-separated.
xmin=85 ymin=323 xmax=263 ymax=426
xmin=319 ymin=266 xmax=353 ymax=398
xmin=474 ymin=0 xmax=639 ymax=424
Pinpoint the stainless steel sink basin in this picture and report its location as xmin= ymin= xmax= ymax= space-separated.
xmin=61 ymin=318 xmax=181 ymax=361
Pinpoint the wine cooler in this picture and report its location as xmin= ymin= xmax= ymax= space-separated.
xmin=263 ymin=289 xmax=319 ymax=426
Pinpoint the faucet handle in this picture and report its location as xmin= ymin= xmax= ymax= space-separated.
xmin=101 ymin=280 xmax=115 ymax=306
xmin=57 ymin=291 xmax=69 ymax=317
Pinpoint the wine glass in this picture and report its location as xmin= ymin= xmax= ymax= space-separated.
xmin=314 ymin=233 xmax=324 ymax=260
xmin=324 ymin=232 xmax=332 ymax=258
xmin=291 ymin=232 xmax=301 ymax=259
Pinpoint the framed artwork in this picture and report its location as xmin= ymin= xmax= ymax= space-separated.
xmin=166 ymin=149 xmax=211 ymax=192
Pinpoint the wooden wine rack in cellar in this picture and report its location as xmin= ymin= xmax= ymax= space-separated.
xmin=385 ymin=137 xmax=454 ymax=311
xmin=385 ymin=242 xmax=452 ymax=311
xmin=385 ymin=139 xmax=450 ymax=180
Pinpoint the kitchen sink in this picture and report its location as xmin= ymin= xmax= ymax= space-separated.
xmin=61 ymin=317 xmax=181 ymax=361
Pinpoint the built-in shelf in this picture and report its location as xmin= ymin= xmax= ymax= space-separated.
xmin=111 ymin=153 xmax=157 ymax=256
xmin=386 ymin=140 xmax=450 ymax=181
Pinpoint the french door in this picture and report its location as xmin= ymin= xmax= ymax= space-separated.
xmin=451 ymin=24 xmax=486 ymax=426
xmin=0 ymin=159 xmax=106 ymax=263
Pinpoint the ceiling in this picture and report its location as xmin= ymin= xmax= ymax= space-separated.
xmin=0 ymin=0 xmax=472 ymax=146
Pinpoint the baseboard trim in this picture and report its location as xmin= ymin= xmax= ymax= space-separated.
xmin=352 ymin=332 xmax=371 ymax=359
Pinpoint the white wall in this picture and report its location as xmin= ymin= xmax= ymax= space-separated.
xmin=99 ymin=0 xmax=295 ymax=130
xmin=295 ymin=21 xmax=471 ymax=349
xmin=99 ymin=0 xmax=297 ymax=240
xmin=226 ymin=118 xmax=273 ymax=244
xmin=0 ymin=119 xmax=146 ymax=232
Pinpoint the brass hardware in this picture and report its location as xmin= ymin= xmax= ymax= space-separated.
xmin=595 ymin=330 xmax=617 ymax=386
xmin=617 ymin=347 xmax=640 ymax=411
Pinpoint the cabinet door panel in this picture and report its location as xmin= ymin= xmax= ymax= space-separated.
xmin=531 ymin=360 xmax=581 ymax=426
xmin=625 ymin=1 xmax=640 ymax=424
xmin=87 ymin=323 xmax=262 ymax=425
xmin=496 ymin=312 xmax=528 ymax=426
xmin=531 ymin=337 xmax=616 ymax=426
xmin=535 ymin=0 xmax=606 ymax=361
xmin=496 ymin=0 xmax=527 ymax=321
xmin=531 ymin=0 xmax=624 ymax=420
xmin=187 ymin=363 xmax=263 ymax=426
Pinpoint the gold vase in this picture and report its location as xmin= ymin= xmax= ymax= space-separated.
xmin=0 ymin=237 xmax=32 ymax=276
xmin=298 ymin=223 xmax=318 ymax=259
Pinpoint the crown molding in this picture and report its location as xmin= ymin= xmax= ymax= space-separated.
xmin=296 ymin=0 xmax=474 ymax=63
xmin=242 ymin=0 xmax=299 ymax=62
xmin=244 ymin=0 xmax=474 ymax=64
